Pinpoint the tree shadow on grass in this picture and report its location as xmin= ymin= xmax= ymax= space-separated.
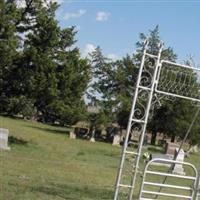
xmin=30 ymin=182 xmax=113 ymax=200
xmin=9 ymin=136 xmax=28 ymax=146
xmin=25 ymin=125 xmax=70 ymax=136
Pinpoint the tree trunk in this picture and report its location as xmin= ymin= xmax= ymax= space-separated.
xmin=151 ymin=130 xmax=157 ymax=145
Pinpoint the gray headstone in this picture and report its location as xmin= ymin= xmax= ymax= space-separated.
xmin=0 ymin=128 xmax=10 ymax=150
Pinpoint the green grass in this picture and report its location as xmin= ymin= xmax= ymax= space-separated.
xmin=0 ymin=116 xmax=120 ymax=200
xmin=0 ymin=116 xmax=200 ymax=200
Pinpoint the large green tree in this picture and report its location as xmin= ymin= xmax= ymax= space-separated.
xmin=0 ymin=0 xmax=90 ymax=125
xmin=0 ymin=0 xmax=30 ymax=115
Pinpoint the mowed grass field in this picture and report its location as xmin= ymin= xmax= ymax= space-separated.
xmin=0 ymin=116 xmax=200 ymax=200
xmin=0 ymin=116 xmax=121 ymax=200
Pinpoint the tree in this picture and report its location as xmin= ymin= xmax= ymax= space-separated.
xmin=88 ymin=46 xmax=114 ymax=126
xmin=0 ymin=0 xmax=91 ymax=125
xmin=0 ymin=0 xmax=32 ymax=115
xmin=21 ymin=0 xmax=90 ymax=124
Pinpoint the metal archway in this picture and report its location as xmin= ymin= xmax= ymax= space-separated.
xmin=113 ymin=39 xmax=200 ymax=200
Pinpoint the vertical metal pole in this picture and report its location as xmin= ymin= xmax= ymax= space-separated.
xmin=128 ymin=43 xmax=163 ymax=200
xmin=113 ymin=40 xmax=149 ymax=200
xmin=194 ymin=170 xmax=200 ymax=200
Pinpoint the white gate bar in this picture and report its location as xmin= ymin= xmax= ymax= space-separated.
xmin=155 ymin=89 xmax=200 ymax=103
xmin=144 ymin=181 xmax=192 ymax=190
xmin=118 ymin=184 xmax=134 ymax=188
xmin=145 ymin=53 xmax=158 ymax=59
xmin=146 ymin=170 xmax=196 ymax=180
xmin=161 ymin=60 xmax=200 ymax=71
xmin=142 ymin=190 xmax=192 ymax=199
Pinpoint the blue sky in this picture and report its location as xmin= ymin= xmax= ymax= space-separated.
xmin=55 ymin=0 xmax=200 ymax=64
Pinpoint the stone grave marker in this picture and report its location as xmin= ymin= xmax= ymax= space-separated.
xmin=0 ymin=128 xmax=10 ymax=150
xmin=173 ymin=148 xmax=185 ymax=175
xmin=165 ymin=142 xmax=180 ymax=156
xmin=69 ymin=131 xmax=76 ymax=139
xmin=112 ymin=134 xmax=121 ymax=146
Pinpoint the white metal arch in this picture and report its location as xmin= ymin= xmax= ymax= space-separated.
xmin=113 ymin=39 xmax=200 ymax=200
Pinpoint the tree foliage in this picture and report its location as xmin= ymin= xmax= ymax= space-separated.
xmin=0 ymin=0 xmax=90 ymax=125
xmin=89 ymin=26 xmax=200 ymax=144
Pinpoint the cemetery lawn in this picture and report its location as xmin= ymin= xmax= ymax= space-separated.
xmin=1 ymin=116 xmax=200 ymax=200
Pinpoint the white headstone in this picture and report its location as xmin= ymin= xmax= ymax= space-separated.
xmin=90 ymin=137 xmax=95 ymax=142
xmin=0 ymin=128 xmax=10 ymax=150
xmin=112 ymin=134 xmax=121 ymax=146
xmin=173 ymin=148 xmax=185 ymax=175
xmin=69 ymin=131 xmax=76 ymax=139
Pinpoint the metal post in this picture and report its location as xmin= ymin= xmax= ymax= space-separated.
xmin=194 ymin=171 xmax=200 ymax=200
xmin=128 ymin=43 xmax=163 ymax=200
xmin=113 ymin=40 xmax=149 ymax=200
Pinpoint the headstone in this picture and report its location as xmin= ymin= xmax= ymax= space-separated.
xmin=69 ymin=131 xmax=76 ymax=139
xmin=173 ymin=148 xmax=185 ymax=175
xmin=0 ymin=128 xmax=10 ymax=150
xmin=112 ymin=134 xmax=121 ymax=146
xmin=188 ymin=145 xmax=199 ymax=154
xmin=90 ymin=137 xmax=95 ymax=142
xmin=165 ymin=142 xmax=180 ymax=155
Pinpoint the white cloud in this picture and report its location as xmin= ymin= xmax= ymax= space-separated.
xmin=64 ymin=9 xmax=87 ymax=20
xmin=83 ymin=43 xmax=96 ymax=57
xmin=96 ymin=11 xmax=110 ymax=21
xmin=107 ymin=53 xmax=119 ymax=61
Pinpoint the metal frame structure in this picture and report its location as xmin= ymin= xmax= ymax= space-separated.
xmin=113 ymin=39 xmax=200 ymax=200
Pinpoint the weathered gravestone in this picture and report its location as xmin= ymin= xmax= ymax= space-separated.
xmin=173 ymin=148 xmax=185 ymax=175
xmin=112 ymin=134 xmax=121 ymax=146
xmin=165 ymin=142 xmax=180 ymax=156
xmin=0 ymin=128 xmax=10 ymax=150
xmin=69 ymin=131 xmax=76 ymax=139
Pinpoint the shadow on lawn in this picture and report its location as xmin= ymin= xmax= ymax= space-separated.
xmin=9 ymin=136 xmax=28 ymax=146
xmin=25 ymin=125 xmax=70 ymax=136
xmin=30 ymin=182 xmax=113 ymax=200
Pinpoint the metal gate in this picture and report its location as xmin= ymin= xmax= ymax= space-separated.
xmin=114 ymin=39 xmax=200 ymax=200
xmin=139 ymin=158 xmax=199 ymax=200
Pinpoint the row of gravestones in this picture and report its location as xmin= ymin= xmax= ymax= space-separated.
xmin=69 ymin=130 xmax=122 ymax=145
